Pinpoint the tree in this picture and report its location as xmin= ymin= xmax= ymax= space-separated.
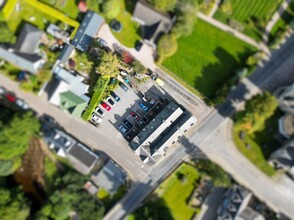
xmin=157 ymin=34 xmax=178 ymax=63
xmin=0 ymin=187 xmax=30 ymax=220
xmin=172 ymin=0 xmax=198 ymax=37
xmin=96 ymin=51 xmax=119 ymax=77
xmin=148 ymin=0 xmax=177 ymax=11
xmin=121 ymin=51 xmax=133 ymax=64
xmin=0 ymin=112 xmax=40 ymax=175
xmin=102 ymin=0 xmax=121 ymax=19
xmin=234 ymin=92 xmax=278 ymax=133
xmin=75 ymin=52 xmax=93 ymax=73
xmin=0 ymin=22 xmax=16 ymax=44
xmin=220 ymin=0 xmax=232 ymax=15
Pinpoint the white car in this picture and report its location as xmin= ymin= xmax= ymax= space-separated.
xmin=90 ymin=113 xmax=102 ymax=126
xmin=0 ymin=86 xmax=5 ymax=95
xmin=95 ymin=106 xmax=105 ymax=117
xmin=16 ymin=99 xmax=29 ymax=110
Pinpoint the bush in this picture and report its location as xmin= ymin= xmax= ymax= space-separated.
xmin=102 ymin=0 xmax=121 ymax=19
xmin=81 ymin=76 xmax=110 ymax=121
xmin=148 ymin=0 xmax=177 ymax=11
xmin=157 ymin=34 xmax=178 ymax=63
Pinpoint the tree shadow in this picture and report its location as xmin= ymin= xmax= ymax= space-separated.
xmin=194 ymin=47 xmax=252 ymax=100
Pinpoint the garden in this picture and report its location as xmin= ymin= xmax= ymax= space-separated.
xmin=163 ymin=19 xmax=255 ymax=100
xmin=214 ymin=0 xmax=282 ymax=40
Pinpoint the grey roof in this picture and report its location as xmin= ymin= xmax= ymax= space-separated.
xmin=14 ymin=23 xmax=43 ymax=54
xmin=270 ymin=139 xmax=294 ymax=169
xmin=0 ymin=46 xmax=43 ymax=74
xmin=46 ymin=23 xmax=69 ymax=42
xmin=279 ymin=114 xmax=294 ymax=138
xmin=67 ymin=143 xmax=98 ymax=168
xmin=71 ymin=11 xmax=104 ymax=52
xmin=133 ymin=0 xmax=174 ymax=43
xmin=58 ymin=43 xmax=75 ymax=64
xmin=237 ymin=207 xmax=265 ymax=220
xmin=92 ymin=160 xmax=126 ymax=195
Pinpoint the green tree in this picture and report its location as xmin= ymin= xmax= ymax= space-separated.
xmin=0 ymin=112 xmax=40 ymax=175
xmin=0 ymin=22 xmax=16 ymax=44
xmin=97 ymin=51 xmax=119 ymax=77
xmin=0 ymin=187 xmax=30 ymax=220
xmin=172 ymin=0 xmax=198 ymax=37
xmin=157 ymin=34 xmax=178 ymax=63
xmin=148 ymin=0 xmax=177 ymax=11
xmin=235 ymin=92 xmax=278 ymax=133
xmin=102 ymin=0 xmax=121 ymax=19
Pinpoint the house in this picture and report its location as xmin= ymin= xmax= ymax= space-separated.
xmin=47 ymin=65 xmax=89 ymax=117
xmin=129 ymin=101 xmax=197 ymax=164
xmin=132 ymin=0 xmax=175 ymax=47
xmin=44 ymin=128 xmax=100 ymax=175
xmin=269 ymin=139 xmax=294 ymax=177
xmin=46 ymin=23 xmax=70 ymax=42
xmin=0 ymin=23 xmax=45 ymax=74
xmin=91 ymin=160 xmax=127 ymax=195
xmin=278 ymin=114 xmax=294 ymax=139
xmin=71 ymin=10 xmax=104 ymax=52
xmin=217 ymin=185 xmax=265 ymax=220
xmin=275 ymin=83 xmax=294 ymax=114
xmin=57 ymin=43 xmax=75 ymax=64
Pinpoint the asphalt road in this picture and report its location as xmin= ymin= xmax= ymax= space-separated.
xmin=105 ymin=34 xmax=294 ymax=219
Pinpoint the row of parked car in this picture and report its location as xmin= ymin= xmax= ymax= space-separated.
xmin=118 ymin=102 xmax=150 ymax=135
xmin=0 ymin=86 xmax=29 ymax=110
xmin=89 ymin=91 xmax=121 ymax=126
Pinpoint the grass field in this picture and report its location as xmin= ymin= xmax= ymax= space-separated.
xmin=233 ymin=109 xmax=283 ymax=176
xmin=163 ymin=19 xmax=255 ymax=99
xmin=214 ymin=0 xmax=282 ymax=40
xmin=154 ymin=163 xmax=200 ymax=220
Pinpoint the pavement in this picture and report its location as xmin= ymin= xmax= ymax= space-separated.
xmin=262 ymin=0 xmax=293 ymax=43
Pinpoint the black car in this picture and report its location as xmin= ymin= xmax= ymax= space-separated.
xmin=123 ymin=119 xmax=133 ymax=129
xmin=119 ymin=82 xmax=129 ymax=91
xmin=110 ymin=91 xmax=120 ymax=102
xmin=135 ymin=40 xmax=143 ymax=51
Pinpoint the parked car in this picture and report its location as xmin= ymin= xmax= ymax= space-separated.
xmin=138 ymin=119 xmax=145 ymax=125
xmin=101 ymin=102 xmax=111 ymax=111
xmin=5 ymin=92 xmax=16 ymax=102
xmin=110 ymin=91 xmax=120 ymax=102
xmin=15 ymin=99 xmax=29 ymax=110
xmin=106 ymin=96 xmax=115 ymax=106
xmin=90 ymin=113 xmax=102 ymax=126
xmin=139 ymin=103 xmax=148 ymax=112
xmin=95 ymin=106 xmax=105 ymax=117
xmin=119 ymin=82 xmax=128 ymax=91
xmin=97 ymin=38 xmax=108 ymax=47
xmin=0 ymin=86 xmax=6 ymax=95
xmin=41 ymin=114 xmax=56 ymax=124
xmin=135 ymin=40 xmax=143 ymax=51
xmin=123 ymin=119 xmax=133 ymax=129
xmin=119 ymin=124 xmax=128 ymax=134
xmin=130 ymin=111 xmax=140 ymax=121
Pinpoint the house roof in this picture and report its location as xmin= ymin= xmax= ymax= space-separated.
xmin=71 ymin=10 xmax=104 ymax=51
xmin=0 ymin=46 xmax=43 ymax=74
xmin=133 ymin=0 xmax=174 ymax=43
xmin=270 ymin=139 xmax=294 ymax=169
xmin=92 ymin=160 xmax=126 ymax=195
xmin=279 ymin=114 xmax=294 ymax=138
xmin=46 ymin=23 xmax=69 ymax=42
xmin=60 ymin=91 xmax=87 ymax=117
xmin=67 ymin=143 xmax=98 ymax=168
xmin=14 ymin=23 xmax=43 ymax=54
xmin=58 ymin=43 xmax=75 ymax=64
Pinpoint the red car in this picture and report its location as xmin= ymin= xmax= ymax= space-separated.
xmin=130 ymin=111 xmax=140 ymax=121
xmin=101 ymin=102 xmax=111 ymax=111
xmin=5 ymin=93 xmax=16 ymax=102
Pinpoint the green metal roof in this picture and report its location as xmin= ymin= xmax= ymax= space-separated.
xmin=59 ymin=91 xmax=87 ymax=117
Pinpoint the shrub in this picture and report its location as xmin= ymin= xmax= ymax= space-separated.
xmin=157 ymin=34 xmax=178 ymax=63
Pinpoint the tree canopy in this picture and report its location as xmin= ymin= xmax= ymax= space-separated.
xmin=157 ymin=34 xmax=178 ymax=63
xmin=0 ymin=22 xmax=16 ymax=44
xmin=96 ymin=51 xmax=119 ymax=78
xmin=234 ymin=92 xmax=278 ymax=133
xmin=101 ymin=0 xmax=121 ymax=19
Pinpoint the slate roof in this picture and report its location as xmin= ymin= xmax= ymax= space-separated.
xmin=71 ymin=10 xmax=104 ymax=52
xmin=92 ymin=160 xmax=126 ymax=195
xmin=67 ymin=143 xmax=98 ymax=168
xmin=270 ymin=139 xmax=294 ymax=169
xmin=133 ymin=0 xmax=174 ymax=43
xmin=14 ymin=23 xmax=44 ymax=54
xmin=58 ymin=43 xmax=75 ymax=64
xmin=279 ymin=114 xmax=294 ymax=139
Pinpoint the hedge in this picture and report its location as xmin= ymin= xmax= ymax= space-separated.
xmin=82 ymin=76 xmax=110 ymax=121
xmin=1 ymin=0 xmax=17 ymax=20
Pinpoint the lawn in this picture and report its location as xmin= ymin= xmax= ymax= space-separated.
xmin=163 ymin=19 xmax=255 ymax=99
xmin=154 ymin=163 xmax=200 ymax=220
xmin=232 ymin=109 xmax=283 ymax=176
xmin=214 ymin=0 xmax=282 ymax=40
xmin=40 ymin=0 xmax=80 ymax=19
xmin=111 ymin=0 xmax=141 ymax=48
xmin=4 ymin=0 xmax=79 ymax=35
